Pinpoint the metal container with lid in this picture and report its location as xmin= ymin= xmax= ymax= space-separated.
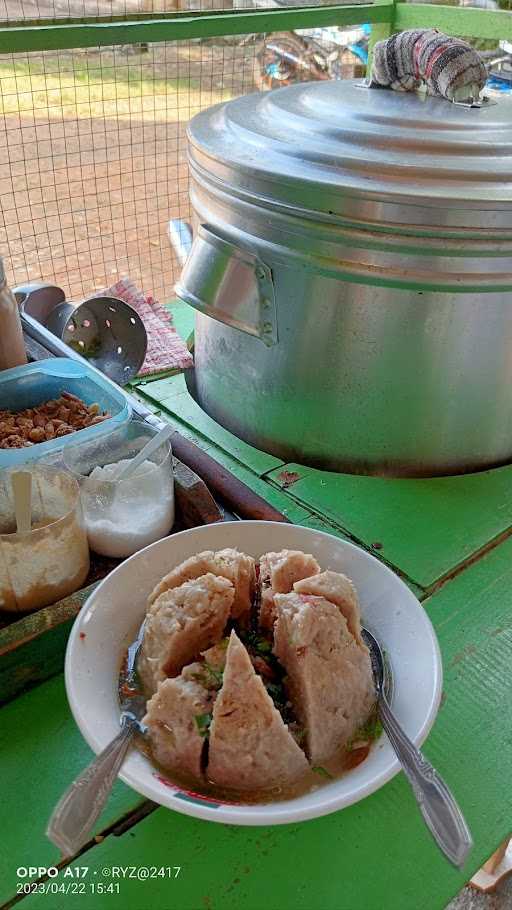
xmin=177 ymin=81 xmax=512 ymax=476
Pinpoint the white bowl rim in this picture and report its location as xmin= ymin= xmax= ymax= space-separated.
xmin=65 ymin=520 xmax=443 ymax=826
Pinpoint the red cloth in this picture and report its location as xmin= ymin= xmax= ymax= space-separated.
xmin=106 ymin=277 xmax=193 ymax=377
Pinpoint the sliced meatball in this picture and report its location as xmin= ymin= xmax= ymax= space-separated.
xmin=143 ymin=677 xmax=213 ymax=778
xmin=138 ymin=573 xmax=234 ymax=695
xmin=294 ymin=570 xmax=363 ymax=646
xmin=201 ymin=639 xmax=229 ymax=671
xmin=273 ymin=592 xmax=375 ymax=764
xmin=259 ymin=550 xmax=320 ymax=632
xmin=147 ymin=549 xmax=255 ymax=621
xmin=181 ymin=640 xmax=229 ymax=692
xmin=207 ymin=630 xmax=309 ymax=790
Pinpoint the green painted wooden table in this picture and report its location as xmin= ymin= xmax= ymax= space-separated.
xmin=2 ymin=301 xmax=512 ymax=910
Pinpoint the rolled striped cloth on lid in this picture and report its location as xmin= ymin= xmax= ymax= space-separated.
xmin=370 ymin=29 xmax=487 ymax=103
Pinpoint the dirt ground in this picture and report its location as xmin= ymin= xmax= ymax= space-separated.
xmin=0 ymin=0 xmax=363 ymax=303
xmin=0 ymin=41 xmax=259 ymax=303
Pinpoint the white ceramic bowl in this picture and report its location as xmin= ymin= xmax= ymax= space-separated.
xmin=65 ymin=521 xmax=442 ymax=826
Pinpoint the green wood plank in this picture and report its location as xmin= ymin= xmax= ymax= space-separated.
xmin=266 ymin=462 xmax=512 ymax=589
xmin=0 ymin=616 xmax=74 ymax=707
xmin=128 ymin=390 xmax=224 ymax=461
xmin=195 ymin=456 xmax=312 ymax=525
xmin=0 ymin=581 xmax=101 ymax=706
xmin=165 ymin=299 xmax=195 ymax=345
xmin=127 ymin=302 xmax=193 ymax=387
xmin=0 ymin=675 xmax=143 ymax=905
xmin=130 ymin=388 xmax=239 ymax=460
xmin=13 ymin=536 xmax=512 ymax=910
xmin=136 ymin=373 xmax=284 ymax=478
xmin=0 ymin=4 xmax=390 ymax=53
xmin=367 ymin=0 xmax=396 ymax=70
xmin=133 ymin=375 xmax=189 ymax=401
xmin=298 ymin=514 xmax=424 ymax=599
xmin=396 ymin=2 xmax=512 ymax=41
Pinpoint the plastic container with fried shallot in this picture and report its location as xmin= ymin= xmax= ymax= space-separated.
xmin=0 ymin=358 xmax=131 ymax=468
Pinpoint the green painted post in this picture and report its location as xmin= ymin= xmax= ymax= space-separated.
xmin=367 ymin=0 xmax=396 ymax=73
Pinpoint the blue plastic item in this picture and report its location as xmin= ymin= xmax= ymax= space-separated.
xmin=0 ymin=358 xmax=131 ymax=467
xmin=349 ymin=42 xmax=368 ymax=65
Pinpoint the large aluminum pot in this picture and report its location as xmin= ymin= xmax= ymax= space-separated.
xmin=177 ymin=81 xmax=512 ymax=477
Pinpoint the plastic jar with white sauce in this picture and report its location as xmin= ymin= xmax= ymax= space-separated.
xmin=63 ymin=419 xmax=174 ymax=558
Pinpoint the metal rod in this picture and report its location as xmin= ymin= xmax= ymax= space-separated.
xmin=168 ymin=220 xmax=193 ymax=268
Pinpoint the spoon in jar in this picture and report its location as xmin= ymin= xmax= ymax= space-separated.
xmin=117 ymin=424 xmax=173 ymax=481
xmin=91 ymin=424 xmax=173 ymax=509
xmin=46 ymin=619 xmax=147 ymax=858
xmin=11 ymin=470 xmax=32 ymax=533
xmin=361 ymin=627 xmax=473 ymax=868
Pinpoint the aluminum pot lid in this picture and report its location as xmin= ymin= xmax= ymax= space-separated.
xmin=187 ymin=80 xmax=512 ymax=223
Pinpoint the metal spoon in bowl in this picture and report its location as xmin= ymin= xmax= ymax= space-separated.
xmin=361 ymin=627 xmax=473 ymax=868
xmin=46 ymin=621 xmax=147 ymax=858
xmin=47 ymin=619 xmax=472 ymax=862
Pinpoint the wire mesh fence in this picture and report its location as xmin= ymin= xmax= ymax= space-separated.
xmin=0 ymin=29 xmax=368 ymax=302
xmin=0 ymin=2 xmax=509 ymax=304
xmin=0 ymin=0 xmax=367 ymax=22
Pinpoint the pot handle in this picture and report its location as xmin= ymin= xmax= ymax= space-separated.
xmin=175 ymin=224 xmax=277 ymax=347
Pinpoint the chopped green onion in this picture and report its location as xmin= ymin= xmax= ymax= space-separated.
xmin=311 ymin=766 xmax=333 ymax=779
xmin=256 ymin=639 xmax=272 ymax=654
xmin=194 ymin=713 xmax=212 ymax=737
xmin=203 ymin=662 xmax=224 ymax=687
xmin=358 ymin=716 xmax=383 ymax=741
xmin=190 ymin=672 xmax=205 ymax=684
xmin=265 ymin=682 xmax=284 ymax=703
xmin=241 ymin=630 xmax=273 ymax=654
xmin=346 ymin=715 xmax=383 ymax=750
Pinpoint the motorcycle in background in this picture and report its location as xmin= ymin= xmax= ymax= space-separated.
xmin=254 ymin=22 xmax=370 ymax=90
xmin=485 ymin=40 xmax=512 ymax=94
xmin=248 ymin=0 xmax=512 ymax=95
